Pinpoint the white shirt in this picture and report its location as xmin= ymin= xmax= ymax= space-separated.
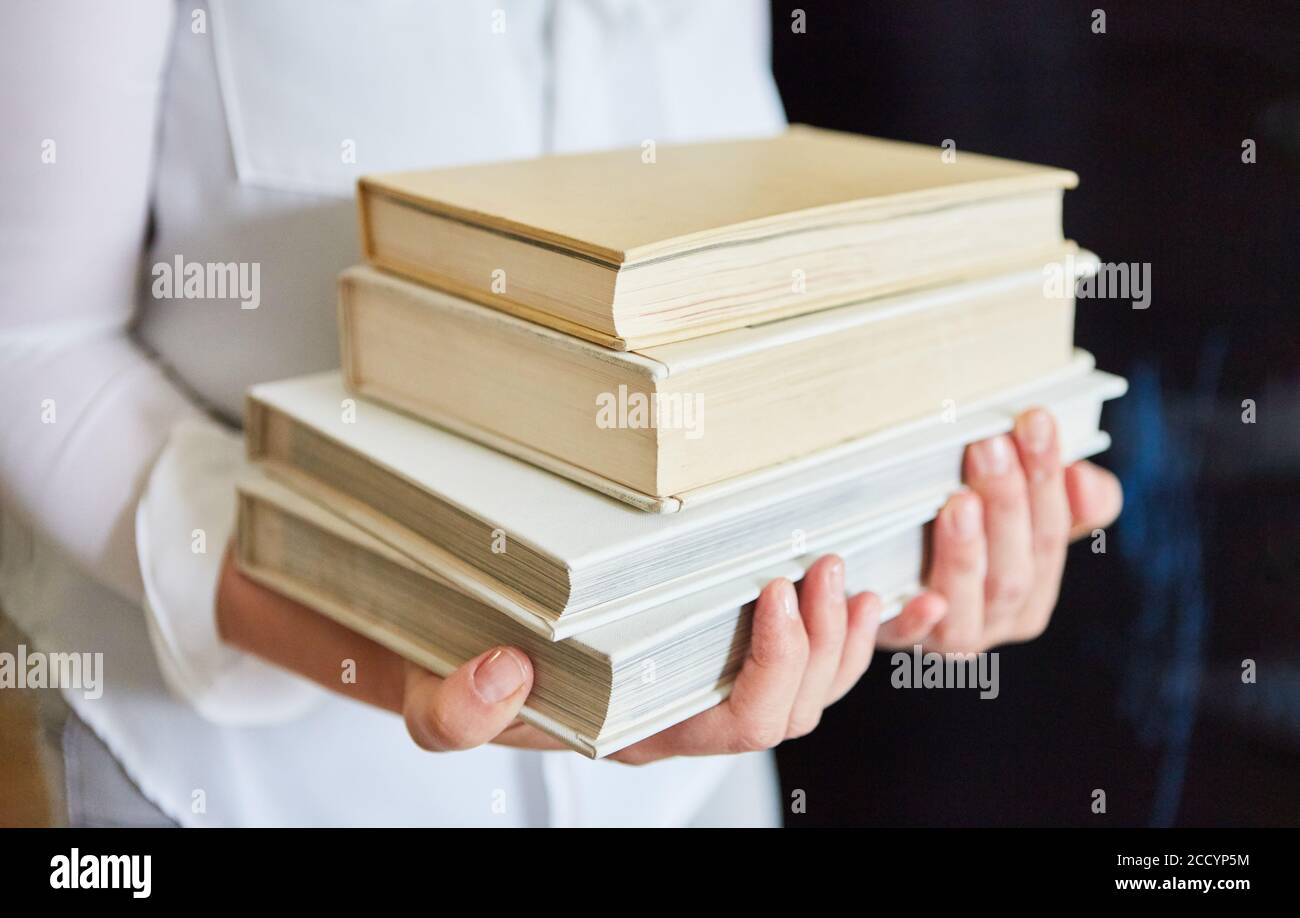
xmin=0 ymin=0 xmax=786 ymax=827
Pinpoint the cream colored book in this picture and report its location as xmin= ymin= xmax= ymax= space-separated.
xmin=358 ymin=125 xmax=1077 ymax=349
xmin=342 ymin=253 xmax=1091 ymax=501
xmin=247 ymin=354 xmax=1126 ymax=639
xmin=237 ymin=473 xmax=935 ymax=758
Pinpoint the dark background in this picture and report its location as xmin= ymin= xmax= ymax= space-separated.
xmin=769 ymin=0 xmax=1300 ymax=826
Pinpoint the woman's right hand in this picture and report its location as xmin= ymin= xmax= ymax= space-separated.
xmin=399 ymin=555 xmax=894 ymax=761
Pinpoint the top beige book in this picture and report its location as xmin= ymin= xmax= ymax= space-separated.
xmin=358 ymin=125 xmax=1078 ymax=350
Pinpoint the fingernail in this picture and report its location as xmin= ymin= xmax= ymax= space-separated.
xmin=778 ymin=579 xmax=799 ymax=619
xmin=828 ymin=557 xmax=845 ymax=595
xmin=950 ymin=495 xmax=981 ymax=539
xmin=972 ymin=436 xmax=1012 ymax=477
xmin=473 ymin=648 xmax=526 ymax=703
xmin=1018 ymin=410 xmax=1053 ymax=454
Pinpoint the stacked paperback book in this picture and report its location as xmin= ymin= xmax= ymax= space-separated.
xmin=236 ymin=126 xmax=1126 ymax=757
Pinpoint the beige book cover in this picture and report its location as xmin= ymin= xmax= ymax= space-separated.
xmin=341 ymin=253 xmax=1092 ymax=501
xmin=359 ymin=125 xmax=1078 ymax=348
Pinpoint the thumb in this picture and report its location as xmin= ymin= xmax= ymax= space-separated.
xmin=403 ymin=646 xmax=534 ymax=752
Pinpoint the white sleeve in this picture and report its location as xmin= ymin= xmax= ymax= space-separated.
xmin=0 ymin=1 xmax=324 ymax=723
xmin=137 ymin=420 xmax=326 ymax=724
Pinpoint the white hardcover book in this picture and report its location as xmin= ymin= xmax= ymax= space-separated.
xmin=247 ymin=352 xmax=1126 ymax=639
xmin=239 ymin=472 xmax=944 ymax=757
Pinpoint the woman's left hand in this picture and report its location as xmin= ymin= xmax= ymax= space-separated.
xmin=878 ymin=407 xmax=1124 ymax=654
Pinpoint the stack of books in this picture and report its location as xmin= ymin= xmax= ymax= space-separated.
xmin=236 ymin=126 xmax=1126 ymax=757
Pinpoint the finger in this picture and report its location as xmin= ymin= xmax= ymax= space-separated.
xmin=786 ymin=555 xmax=849 ymax=738
xmin=1010 ymin=408 xmax=1071 ymax=641
xmin=1066 ymin=460 xmax=1123 ymax=540
xmin=826 ymin=591 xmax=883 ymax=704
xmin=403 ymin=647 xmax=533 ymax=752
xmin=964 ymin=434 xmax=1034 ymax=632
xmin=926 ymin=491 xmax=988 ymax=651
xmin=488 ymin=721 xmax=571 ymax=751
xmin=876 ymin=590 xmax=947 ymax=649
xmin=611 ymin=577 xmax=808 ymax=764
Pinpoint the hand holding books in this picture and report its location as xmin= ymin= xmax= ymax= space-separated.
xmin=223 ymin=408 xmax=1121 ymax=760
xmin=236 ymin=129 xmax=1127 ymax=756
xmin=395 ymin=409 xmax=1120 ymax=761
xmin=876 ymin=411 xmax=1122 ymax=654
xmin=396 ymin=558 xmax=882 ymax=761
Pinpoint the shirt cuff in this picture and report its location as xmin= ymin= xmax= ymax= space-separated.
xmin=136 ymin=417 xmax=326 ymax=725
